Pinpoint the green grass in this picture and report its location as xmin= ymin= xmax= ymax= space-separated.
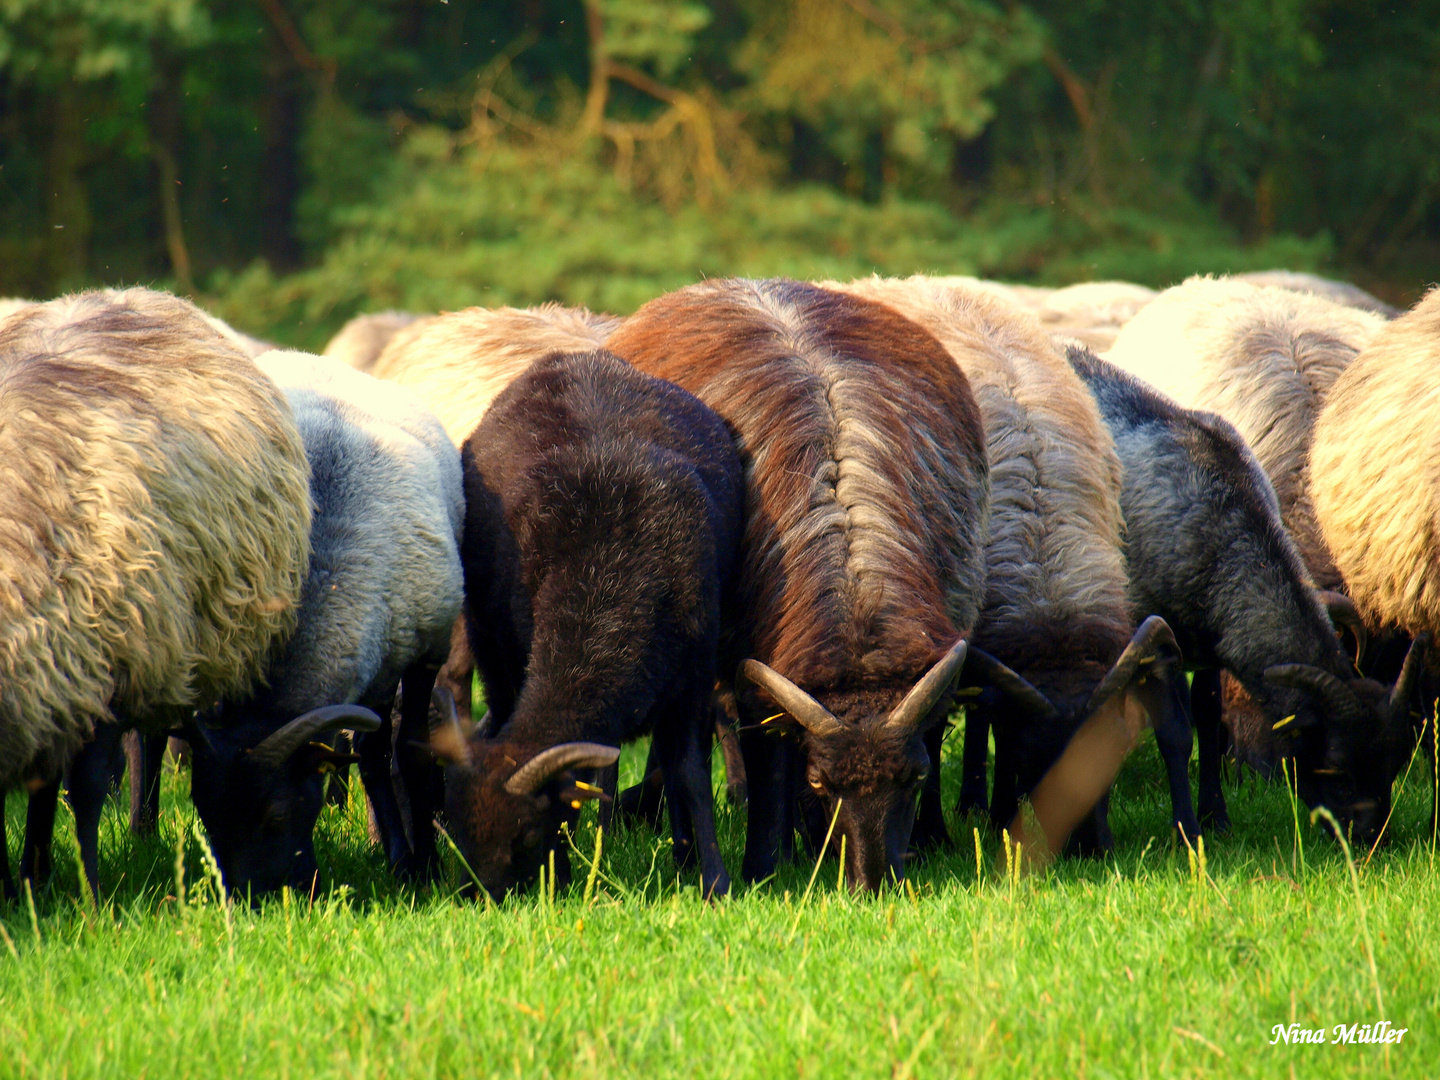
xmin=2 ymin=724 xmax=1437 ymax=1079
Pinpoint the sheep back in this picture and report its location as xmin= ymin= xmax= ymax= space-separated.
xmin=1311 ymin=288 xmax=1440 ymax=634
xmin=829 ymin=275 xmax=1132 ymax=680
xmin=606 ymin=278 xmax=989 ymax=689
xmin=370 ymin=303 xmax=620 ymax=446
xmin=1106 ymin=274 xmax=1386 ymax=589
xmin=0 ymin=289 xmax=311 ymax=787
xmin=253 ymin=351 xmax=464 ymax=715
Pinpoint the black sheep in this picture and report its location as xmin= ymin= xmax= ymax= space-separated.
xmin=440 ymin=349 xmax=744 ymax=899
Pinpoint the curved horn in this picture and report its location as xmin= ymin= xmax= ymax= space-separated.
xmin=963 ymin=647 xmax=1059 ymax=721
xmin=735 ymin=659 xmax=845 ymax=739
xmin=1264 ymin=664 xmax=1364 ymax=727
xmin=247 ymin=704 xmax=383 ymax=768
xmin=432 ymin=685 xmax=459 ymax=728
xmin=1390 ymin=633 xmax=1429 ymax=716
xmin=1085 ymin=616 xmax=1182 ymax=717
xmin=1317 ymin=590 xmax=1369 ymax=667
xmin=886 ymin=639 xmax=968 ymax=735
xmin=504 ymin=742 xmax=620 ymax=797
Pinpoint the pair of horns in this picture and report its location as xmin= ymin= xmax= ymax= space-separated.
xmin=735 ymin=638 xmax=970 ymax=738
xmin=1266 ymin=634 xmax=1428 ymax=730
xmin=962 ymin=616 xmax=1181 ymax=723
xmin=247 ymin=704 xmax=383 ymax=768
xmin=1317 ymin=590 xmax=1368 ymax=666
xmin=430 ymin=685 xmax=620 ymax=798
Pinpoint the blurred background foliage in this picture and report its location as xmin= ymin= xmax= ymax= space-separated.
xmin=1 ymin=0 xmax=1436 ymax=346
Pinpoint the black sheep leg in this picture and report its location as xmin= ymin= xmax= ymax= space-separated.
xmin=21 ymin=780 xmax=59 ymax=885
xmin=393 ymin=662 xmax=442 ymax=882
xmin=126 ymin=731 xmax=167 ymax=835
xmin=653 ymin=683 xmax=730 ymax=898
xmin=1192 ymin=668 xmax=1231 ymax=833
xmin=66 ymin=719 xmax=127 ymax=897
xmin=739 ymin=726 xmax=795 ymax=884
xmin=0 ymin=805 xmax=13 ymax=900
xmin=1153 ymin=674 xmax=1204 ymax=841
xmin=357 ymin=695 xmax=411 ymax=875
xmin=911 ymin=722 xmax=951 ymax=852
xmin=988 ymin=724 xmax=1019 ymax=837
xmin=957 ymin=709 xmax=990 ymax=816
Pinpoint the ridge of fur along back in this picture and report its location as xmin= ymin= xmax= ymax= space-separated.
xmin=0 ymin=288 xmax=311 ymax=790
xmin=1312 ymin=288 xmax=1440 ymax=636
xmin=607 ymin=277 xmax=989 ymax=686
xmin=1106 ymin=274 xmax=1386 ymax=589
xmin=370 ymin=302 xmax=621 ymax=447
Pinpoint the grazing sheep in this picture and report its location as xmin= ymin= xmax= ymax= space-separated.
xmin=440 ymin=349 xmax=744 ymax=899
xmin=322 ymin=311 xmax=431 ymax=373
xmin=1067 ymin=344 xmax=1419 ymax=840
xmin=607 ymin=278 xmax=990 ymax=891
xmin=831 ymin=276 xmax=1186 ymax=851
xmin=1233 ymin=271 xmax=1400 ymax=318
xmin=1105 ymin=275 xmax=1386 ymax=590
xmin=179 ymin=350 xmax=466 ymax=896
xmin=0 ymin=288 xmax=312 ymax=894
xmin=370 ymin=303 xmax=621 ymax=446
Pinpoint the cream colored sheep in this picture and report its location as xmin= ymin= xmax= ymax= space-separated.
xmin=322 ymin=311 xmax=432 ymax=373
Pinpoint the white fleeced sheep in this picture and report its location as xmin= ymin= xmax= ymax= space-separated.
xmin=0 ymin=288 xmax=312 ymax=887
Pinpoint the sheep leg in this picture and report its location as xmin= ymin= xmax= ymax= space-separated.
xmin=1066 ymin=791 xmax=1115 ymax=857
xmin=988 ymin=726 xmax=1019 ymax=837
xmin=67 ymin=719 xmax=127 ymax=897
xmin=653 ymin=684 xmax=730 ymax=898
xmin=357 ymin=709 xmax=411 ymax=874
xmin=393 ymin=662 xmax=442 ymax=882
xmin=595 ymin=760 xmax=621 ymax=833
xmin=911 ymin=722 xmax=951 ymax=852
xmin=126 ymin=731 xmax=167 ymax=835
xmin=21 ymin=779 xmax=58 ymax=884
xmin=739 ymin=726 xmax=796 ymax=884
xmin=1192 ymin=668 xmax=1231 ymax=833
xmin=957 ymin=709 xmax=990 ymax=816
xmin=1152 ymin=673 xmax=1204 ymax=841
xmin=324 ymin=730 xmax=351 ymax=808
xmin=615 ymin=741 xmax=666 ymax=831
xmin=714 ymin=689 xmax=748 ymax=806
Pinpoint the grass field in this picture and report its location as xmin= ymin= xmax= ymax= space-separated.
xmin=1 ymin=723 xmax=1437 ymax=1079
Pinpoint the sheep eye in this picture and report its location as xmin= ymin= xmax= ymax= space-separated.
xmin=809 ymin=779 xmax=825 ymax=793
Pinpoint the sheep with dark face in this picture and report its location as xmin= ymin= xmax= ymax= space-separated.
xmin=442 ymin=348 xmax=744 ymax=900
xmin=180 ymin=350 xmax=465 ymax=896
xmin=829 ymin=276 xmax=1186 ymax=853
xmin=0 ymin=288 xmax=312 ymax=895
xmin=1066 ymin=344 xmax=1422 ymax=841
xmin=606 ymin=278 xmax=989 ymax=891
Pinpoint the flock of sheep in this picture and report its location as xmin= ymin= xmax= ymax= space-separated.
xmin=0 ymin=266 xmax=1435 ymax=904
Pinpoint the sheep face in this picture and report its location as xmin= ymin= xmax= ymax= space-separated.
xmin=437 ymin=738 xmax=618 ymax=901
xmin=798 ymin=701 xmax=932 ymax=890
xmin=1265 ymin=639 xmax=1426 ymax=846
xmin=187 ymin=729 xmax=339 ymax=897
xmin=185 ymin=705 xmax=380 ymax=899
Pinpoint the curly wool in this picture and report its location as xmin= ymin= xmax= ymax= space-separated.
xmin=829 ymin=275 xmax=1132 ymax=674
xmin=371 ymin=303 xmax=620 ymax=446
xmin=0 ymin=289 xmax=311 ymax=788
xmin=1105 ymin=275 xmax=1386 ymax=589
xmin=1311 ymin=288 xmax=1440 ymax=634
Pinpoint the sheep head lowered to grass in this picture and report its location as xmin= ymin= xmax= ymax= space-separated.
xmin=185 ymin=704 xmax=382 ymax=898
xmin=431 ymin=690 xmax=619 ymax=900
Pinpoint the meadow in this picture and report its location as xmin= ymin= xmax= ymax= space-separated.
xmin=2 ymin=720 xmax=1436 ymax=1079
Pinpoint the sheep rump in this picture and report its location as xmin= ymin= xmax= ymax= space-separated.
xmin=322 ymin=311 xmax=431 ymax=373
xmin=0 ymin=288 xmax=311 ymax=789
